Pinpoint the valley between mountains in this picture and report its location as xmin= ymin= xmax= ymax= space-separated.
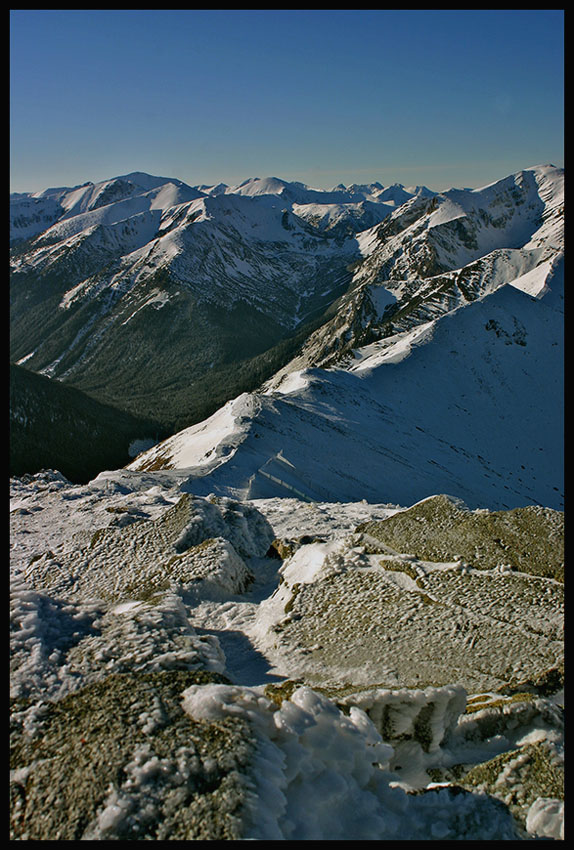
xmin=10 ymin=165 xmax=564 ymax=840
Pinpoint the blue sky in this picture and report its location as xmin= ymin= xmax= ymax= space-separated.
xmin=10 ymin=9 xmax=564 ymax=193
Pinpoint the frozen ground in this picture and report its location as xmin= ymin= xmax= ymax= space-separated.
xmin=10 ymin=471 xmax=563 ymax=840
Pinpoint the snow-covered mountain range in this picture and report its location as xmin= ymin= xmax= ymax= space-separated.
xmin=122 ymin=164 xmax=563 ymax=511
xmin=11 ymin=163 xmax=564 ymax=509
xmin=11 ymin=171 xmax=413 ymax=431
xmin=10 ymin=164 xmax=564 ymax=840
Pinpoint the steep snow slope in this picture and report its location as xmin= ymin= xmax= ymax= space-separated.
xmin=10 ymin=173 xmax=203 ymax=245
xmin=35 ymin=171 xmax=202 ymax=217
xmin=10 ymin=195 xmax=66 ymax=243
xmin=354 ymin=166 xmax=563 ymax=287
xmin=129 ymin=258 xmax=563 ymax=511
xmin=292 ymin=200 xmax=395 ymax=237
xmin=10 ymin=175 xmax=362 ymax=350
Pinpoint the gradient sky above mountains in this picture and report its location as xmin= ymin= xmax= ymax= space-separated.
xmin=10 ymin=9 xmax=564 ymax=194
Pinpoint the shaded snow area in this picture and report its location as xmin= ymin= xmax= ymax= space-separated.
xmin=130 ymin=262 xmax=564 ymax=512
xmin=11 ymin=471 xmax=563 ymax=840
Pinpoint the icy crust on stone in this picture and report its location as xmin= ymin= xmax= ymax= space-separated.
xmin=339 ymin=684 xmax=468 ymax=758
xmin=10 ymin=671 xmax=563 ymax=840
xmin=249 ymin=527 xmax=563 ymax=694
xmin=10 ymin=476 xmax=564 ymax=840
xmin=526 ymin=797 xmax=564 ymax=841
xmin=335 ymin=683 xmax=564 ymax=836
xmin=182 ymin=683 xmax=520 ymax=841
xmin=11 ymin=491 xmax=274 ymax=702
xmin=20 ymin=492 xmax=272 ymax=604
xmin=10 ymin=583 xmax=226 ymax=702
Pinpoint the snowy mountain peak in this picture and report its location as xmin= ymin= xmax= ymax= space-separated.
xmin=11 ymin=163 xmax=563 ymax=509
xmin=228 ymin=176 xmax=291 ymax=196
xmin=118 ymin=171 xmax=192 ymax=191
xmin=10 ymin=161 xmax=565 ymax=841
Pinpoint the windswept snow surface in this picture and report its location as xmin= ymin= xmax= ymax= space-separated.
xmin=130 ymin=257 xmax=563 ymax=511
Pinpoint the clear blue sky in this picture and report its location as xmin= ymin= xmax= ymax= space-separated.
xmin=10 ymin=9 xmax=564 ymax=193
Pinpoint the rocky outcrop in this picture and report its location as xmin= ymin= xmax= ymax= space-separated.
xmin=10 ymin=670 xmax=256 ymax=841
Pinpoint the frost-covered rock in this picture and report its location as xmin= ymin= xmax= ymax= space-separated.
xmin=9 ymin=473 xmax=564 ymax=840
xmin=22 ymin=492 xmax=271 ymax=604
xmin=10 ymin=583 xmax=226 ymax=701
xmin=461 ymin=734 xmax=564 ymax=838
xmin=358 ymin=494 xmax=564 ymax=580
xmin=174 ymin=492 xmax=275 ymax=559
xmin=10 ymin=671 xmax=255 ymax=841
xmin=339 ymin=684 xmax=467 ymax=754
xmin=250 ymin=531 xmax=563 ymax=693
xmin=182 ymin=683 xmax=520 ymax=840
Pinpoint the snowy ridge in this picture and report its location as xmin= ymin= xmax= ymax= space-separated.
xmin=10 ymin=163 xmax=564 ymax=841
xmin=130 ymin=251 xmax=564 ymax=512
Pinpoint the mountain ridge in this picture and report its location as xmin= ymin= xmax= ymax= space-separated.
xmin=11 ymin=164 xmax=563 ymax=508
xmin=10 ymin=163 xmax=564 ymax=842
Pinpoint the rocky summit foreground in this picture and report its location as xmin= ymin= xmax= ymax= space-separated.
xmin=10 ymin=472 xmax=563 ymax=840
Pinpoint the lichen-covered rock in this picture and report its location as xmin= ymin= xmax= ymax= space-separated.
xmin=173 ymin=493 xmax=275 ymax=559
xmin=252 ymin=536 xmax=563 ymax=693
xmin=461 ymin=739 xmax=564 ymax=837
xmin=9 ymin=472 xmax=565 ymax=841
xmin=357 ymin=494 xmax=564 ymax=580
xmin=10 ymin=670 xmax=256 ymax=841
xmin=266 ymin=538 xmax=297 ymax=560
